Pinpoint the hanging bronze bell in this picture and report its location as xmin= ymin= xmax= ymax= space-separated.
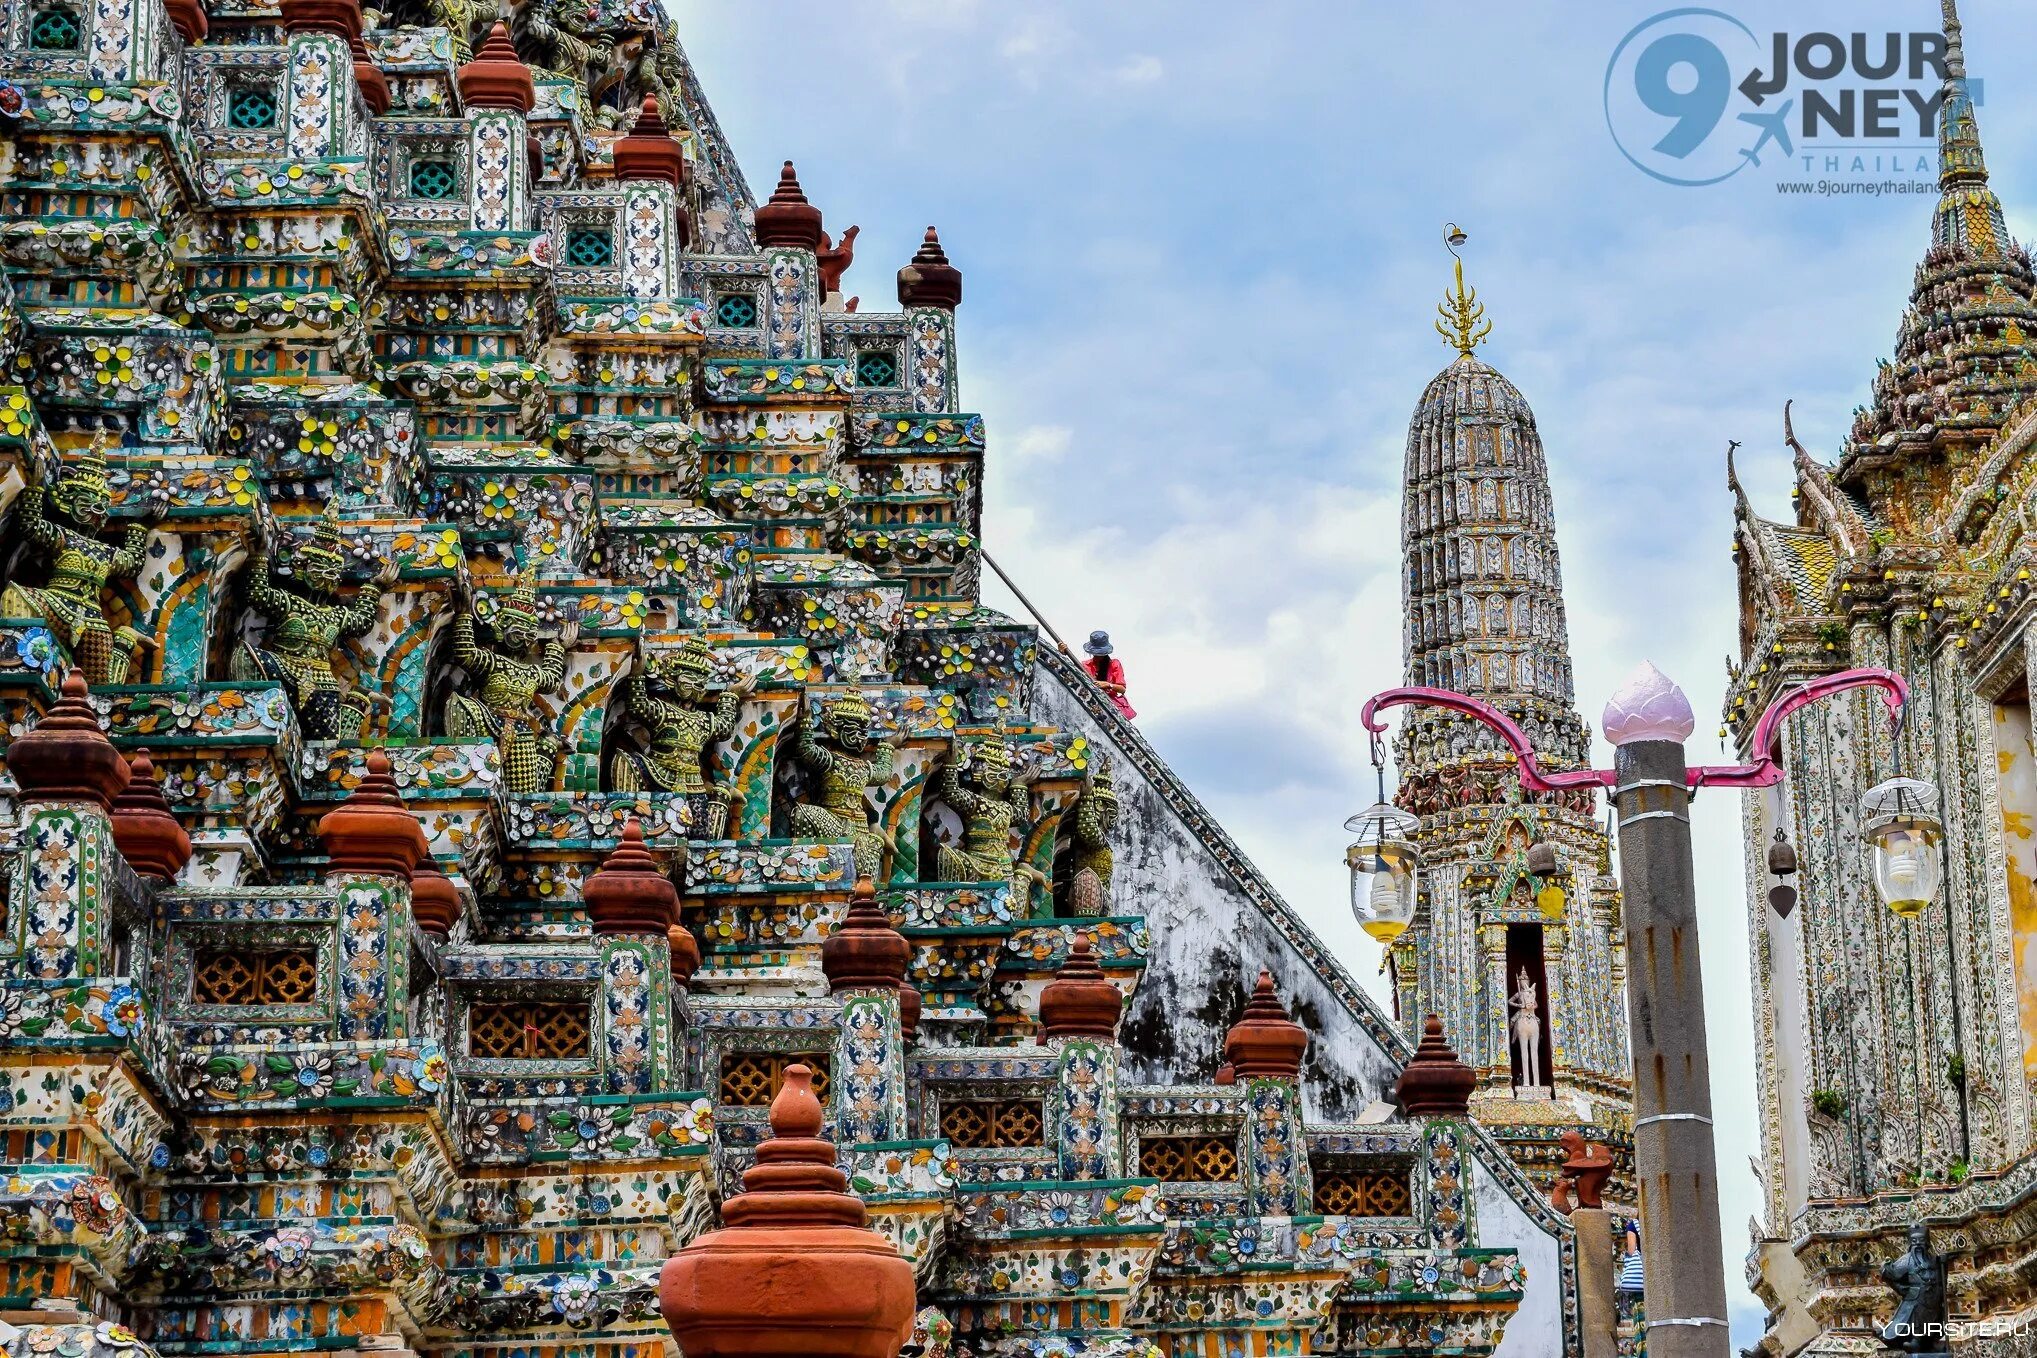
xmin=1766 ymin=828 xmax=1798 ymax=877
xmin=1525 ymin=841 xmax=1558 ymax=877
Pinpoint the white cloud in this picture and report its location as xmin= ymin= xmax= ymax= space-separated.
xmin=1007 ymin=424 xmax=1072 ymax=465
xmin=1112 ymin=54 xmax=1164 ymax=85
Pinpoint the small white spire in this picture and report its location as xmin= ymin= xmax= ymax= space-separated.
xmin=1942 ymin=0 xmax=1966 ymax=81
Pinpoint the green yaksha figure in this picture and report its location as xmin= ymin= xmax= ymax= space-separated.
xmin=1 ymin=431 xmax=158 ymax=685
xmin=934 ymin=733 xmax=1047 ymax=905
xmin=445 ymin=568 xmax=579 ymax=795
xmin=234 ymin=502 xmax=398 ymax=741
xmin=789 ymin=687 xmax=901 ymax=881
xmin=609 ymin=636 xmax=755 ymax=835
xmin=1066 ymin=757 xmax=1118 ymax=918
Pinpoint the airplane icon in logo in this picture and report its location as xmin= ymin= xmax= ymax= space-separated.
xmin=1737 ymin=99 xmax=1795 ymax=167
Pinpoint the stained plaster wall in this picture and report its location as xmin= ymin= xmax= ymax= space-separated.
xmin=1032 ymin=654 xmax=1574 ymax=1355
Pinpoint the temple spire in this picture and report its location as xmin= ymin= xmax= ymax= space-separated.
xmin=1936 ymin=0 xmax=1990 ymax=193
xmin=1434 ymin=222 xmax=1490 ymax=358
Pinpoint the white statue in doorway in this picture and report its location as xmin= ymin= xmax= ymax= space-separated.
xmin=1510 ymin=967 xmax=1544 ymax=1090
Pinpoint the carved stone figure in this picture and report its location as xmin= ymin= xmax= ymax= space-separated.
xmin=608 ymin=636 xmax=754 ymax=836
xmin=1509 ymin=967 xmax=1544 ymax=1090
xmin=819 ymin=225 xmax=859 ymax=301
xmin=444 ymin=569 xmax=578 ymax=794
xmin=933 ymin=733 xmax=1045 ymax=903
xmin=1880 ymin=1223 xmax=1949 ymax=1354
xmin=1 ymin=432 xmax=158 ymax=684
xmin=1065 ymin=757 xmax=1118 ymax=918
xmin=512 ymin=0 xmax=610 ymax=91
xmin=234 ymin=503 xmax=396 ymax=740
xmin=789 ymin=687 xmax=898 ymax=881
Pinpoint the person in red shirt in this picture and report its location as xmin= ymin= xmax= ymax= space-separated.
xmin=1079 ymin=630 xmax=1136 ymax=719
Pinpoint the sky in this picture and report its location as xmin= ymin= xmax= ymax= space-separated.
xmin=675 ymin=1 xmax=2037 ymax=1345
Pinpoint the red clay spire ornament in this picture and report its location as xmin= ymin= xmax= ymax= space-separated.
xmin=1039 ymin=934 xmax=1122 ymax=1041
xmin=10 ymin=670 xmax=128 ymax=810
xmin=667 ymin=922 xmax=703 ymax=986
xmin=110 ymin=751 xmax=190 ymax=882
xmin=660 ymin=1064 xmax=916 ymax=1358
xmin=1222 ymin=969 xmax=1307 ymax=1079
xmin=896 ymin=227 xmax=961 ymax=309
xmin=409 ymin=859 xmax=461 ymax=939
xmin=164 ymin=0 xmax=206 ymax=44
xmin=753 ymin=161 xmax=824 ymax=252
xmin=613 ymin=93 xmax=686 ymax=186
xmin=457 ymin=21 xmax=535 ymax=114
xmin=583 ymin=817 xmax=679 ymax=937
xmin=1394 ymin=1014 xmax=1477 ymax=1118
xmin=317 ymin=749 xmax=428 ymax=878
xmin=821 ymin=876 xmax=909 ymax=992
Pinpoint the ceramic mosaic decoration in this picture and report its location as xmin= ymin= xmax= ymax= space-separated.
xmin=1729 ymin=3 xmax=2037 ymax=1348
xmin=0 ymin=4 xmax=1582 ymax=1356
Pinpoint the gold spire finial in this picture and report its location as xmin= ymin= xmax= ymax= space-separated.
xmin=1435 ymin=222 xmax=1491 ymax=358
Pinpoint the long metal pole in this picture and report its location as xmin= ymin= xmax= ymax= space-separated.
xmin=1611 ymin=736 xmax=1730 ymax=1358
xmin=981 ymin=550 xmax=1076 ymax=656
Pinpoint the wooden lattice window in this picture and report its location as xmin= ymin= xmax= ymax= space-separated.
xmin=718 ymin=1052 xmax=830 ymax=1107
xmin=467 ymin=1000 xmax=591 ymax=1059
xmin=939 ymin=1098 xmax=1046 ymax=1149
xmin=1312 ymin=1164 xmax=1413 ymax=1216
xmin=1138 ymin=1134 xmax=1239 ymax=1183
xmin=192 ymin=948 xmax=319 ymax=1006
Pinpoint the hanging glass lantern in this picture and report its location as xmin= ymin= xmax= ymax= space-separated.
xmin=1859 ymin=777 xmax=1944 ymax=920
xmin=1345 ymin=802 xmax=1420 ymax=943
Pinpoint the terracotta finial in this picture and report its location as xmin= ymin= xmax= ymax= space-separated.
xmin=410 ymin=859 xmax=461 ymax=939
xmin=660 ymin=1064 xmax=917 ymax=1358
xmin=1222 ymin=969 xmax=1307 ymax=1079
xmin=614 ymin=93 xmax=686 ymax=186
xmin=317 ymin=749 xmax=429 ymax=879
xmin=897 ymin=226 xmax=961 ymax=310
xmin=1039 ymin=934 xmax=1123 ymax=1042
xmin=458 ymin=21 xmax=536 ymax=114
xmin=667 ymin=922 xmax=703 ymax=985
xmin=1394 ymin=1014 xmax=1477 ymax=1118
xmin=165 ymin=0 xmax=207 ymax=43
xmin=110 ymin=751 xmax=191 ymax=882
xmin=584 ymin=818 xmax=679 ymax=937
xmin=821 ymin=877 xmax=909 ymax=992
xmin=898 ymin=980 xmax=923 ymax=1046
xmin=754 ymin=160 xmax=824 ymax=252
xmin=9 ymin=670 xmax=129 ymax=810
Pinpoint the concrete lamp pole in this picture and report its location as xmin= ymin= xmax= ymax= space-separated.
xmin=1360 ymin=661 xmax=1909 ymax=1358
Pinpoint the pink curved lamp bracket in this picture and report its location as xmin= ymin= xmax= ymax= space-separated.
xmin=1360 ymin=668 xmax=1908 ymax=794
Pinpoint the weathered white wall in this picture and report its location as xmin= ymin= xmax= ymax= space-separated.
xmin=1478 ymin=1157 xmax=1565 ymax=1358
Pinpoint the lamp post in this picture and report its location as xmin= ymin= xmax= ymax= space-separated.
xmin=1360 ymin=661 xmax=1912 ymax=1358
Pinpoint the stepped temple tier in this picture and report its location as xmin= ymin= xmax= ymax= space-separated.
xmin=1729 ymin=1 xmax=2037 ymax=1349
xmin=0 ymin=4 xmax=1585 ymax=1358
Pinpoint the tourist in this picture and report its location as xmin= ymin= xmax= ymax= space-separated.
xmin=1079 ymin=630 xmax=1136 ymax=719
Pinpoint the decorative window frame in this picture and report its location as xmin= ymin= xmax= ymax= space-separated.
xmin=916 ymin=1069 xmax=1059 ymax=1174
xmin=23 ymin=1 xmax=84 ymax=51
xmin=711 ymin=289 xmax=761 ymax=330
xmin=221 ymin=76 xmax=282 ymax=131
xmin=558 ymin=212 xmax=620 ymax=274
xmin=1307 ymin=1153 xmax=1418 ymax=1219
xmin=1120 ymin=1112 xmax=1246 ymax=1208
xmin=854 ymin=345 xmax=902 ymax=391
xmin=452 ymin=984 xmax=600 ymax=1078
xmin=167 ymin=922 xmax=336 ymax=1025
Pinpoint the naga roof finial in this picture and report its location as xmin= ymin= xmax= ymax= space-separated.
xmin=1435 ymin=221 xmax=1491 ymax=358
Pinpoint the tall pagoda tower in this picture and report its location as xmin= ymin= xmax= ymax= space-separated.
xmin=1389 ymin=234 xmax=1631 ymax=1177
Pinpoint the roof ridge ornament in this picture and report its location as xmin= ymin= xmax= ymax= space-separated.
xmin=1435 ymin=221 xmax=1491 ymax=358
